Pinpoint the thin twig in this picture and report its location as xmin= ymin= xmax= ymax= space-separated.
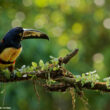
xmin=33 ymin=79 xmax=40 ymax=100
xmin=70 ymin=88 xmax=75 ymax=110
xmin=59 ymin=48 xmax=79 ymax=65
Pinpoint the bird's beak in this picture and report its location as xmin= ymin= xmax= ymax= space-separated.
xmin=22 ymin=29 xmax=49 ymax=40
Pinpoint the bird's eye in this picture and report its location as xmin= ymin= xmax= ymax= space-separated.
xmin=19 ymin=33 xmax=22 ymax=36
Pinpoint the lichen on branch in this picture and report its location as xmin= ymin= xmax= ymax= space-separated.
xmin=0 ymin=48 xmax=110 ymax=93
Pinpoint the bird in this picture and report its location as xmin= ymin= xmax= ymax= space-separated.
xmin=0 ymin=27 xmax=49 ymax=77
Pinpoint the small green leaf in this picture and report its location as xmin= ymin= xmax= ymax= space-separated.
xmin=16 ymin=71 xmax=22 ymax=77
xmin=82 ymin=73 xmax=85 ymax=78
xmin=32 ymin=62 xmax=37 ymax=68
xmin=50 ymin=56 xmax=54 ymax=59
xmin=21 ymin=65 xmax=26 ymax=69
xmin=44 ymin=62 xmax=49 ymax=70
xmin=75 ymin=75 xmax=81 ymax=82
xmin=53 ymin=67 xmax=57 ymax=71
xmin=39 ymin=60 xmax=44 ymax=67
xmin=91 ymin=83 xmax=94 ymax=88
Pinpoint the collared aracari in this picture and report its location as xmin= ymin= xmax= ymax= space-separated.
xmin=0 ymin=27 xmax=49 ymax=77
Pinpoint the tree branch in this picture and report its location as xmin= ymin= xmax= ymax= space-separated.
xmin=0 ymin=49 xmax=110 ymax=93
xmin=58 ymin=48 xmax=79 ymax=65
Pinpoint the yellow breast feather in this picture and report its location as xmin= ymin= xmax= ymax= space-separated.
xmin=0 ymin=47 xmax=22 ymax=68
xmin=0 ymin=47 xmax=22 ymax=62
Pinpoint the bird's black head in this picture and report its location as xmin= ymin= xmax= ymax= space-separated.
xmin=3 ymin=27 xmax=23 ymax=43
xmin=3 ymin=27 xmax=23 ymax=48
xmin=3 ymin=27 xmax=49 ymax=48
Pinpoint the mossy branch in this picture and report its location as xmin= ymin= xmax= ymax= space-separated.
xmin=0 ymin=48 xmax=110 ymax=93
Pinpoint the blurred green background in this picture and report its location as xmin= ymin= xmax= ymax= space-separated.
xmin=0 ymin=0 xmax=110 ymax=110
